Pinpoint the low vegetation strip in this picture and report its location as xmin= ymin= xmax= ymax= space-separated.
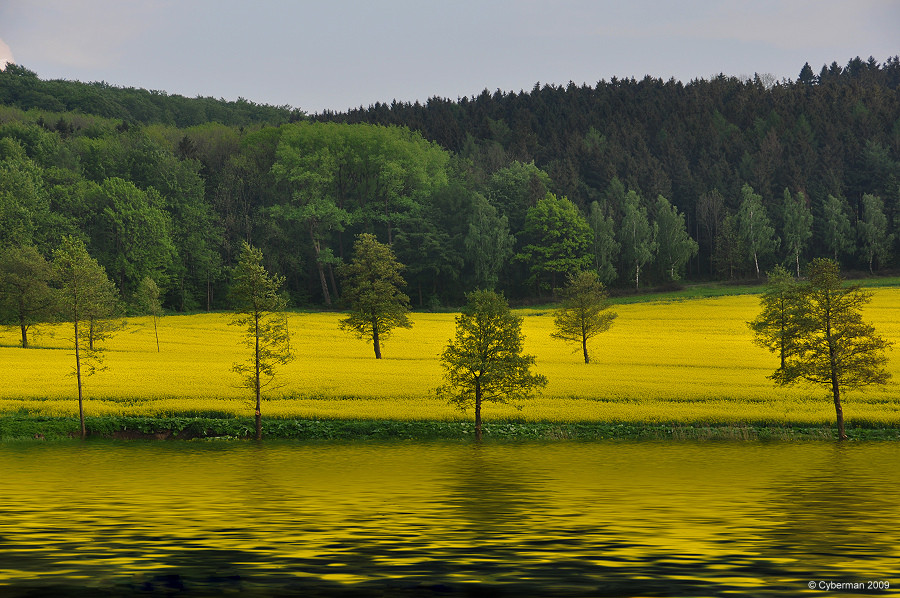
xmin=3 ymin=416 xmax=899 ymax=442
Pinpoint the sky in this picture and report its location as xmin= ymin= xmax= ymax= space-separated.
xmin=0 ymin=0 xmax=898 ymax=115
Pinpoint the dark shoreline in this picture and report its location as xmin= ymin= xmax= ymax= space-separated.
xmin=2 ymin=416 xmax=899 ymax=442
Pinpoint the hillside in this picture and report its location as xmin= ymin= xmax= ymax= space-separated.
xmin=0 ymin=57 xmax=899 ymax=311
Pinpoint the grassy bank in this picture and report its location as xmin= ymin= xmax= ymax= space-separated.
xmin=3 ymin=415 xmax=899 ymax=442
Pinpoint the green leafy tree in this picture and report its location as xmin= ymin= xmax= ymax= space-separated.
xmin=0 ymin=244 xmax=54 ymax=348
xmin=339 ymin=233 xmax=412 ymax=359
xmin=229 ymin=242 xmax=293 ymax=440
xmin=748 ymin=265 xmax=800 ymax=371
xmin=88 ymin=177 xmax=177 ymax=300
xmin=486 ymin=161 xmax=551 ymax=236
xmin=551 ymin=270 xmax=618 ymax=364
xmin=857 ymin=193 xmax=893 ymax=273
xmin=436 ymin=289 xmax=547 ymax=442
xmin=737 ymin=184 xmax=779 ymax=278
xmin=619 ymin=190 xmax=657 ymax=289
xmin=653 ymin=194 xmax=698 ymax=281
xmin=135 ymin=276 xmax=163 ymax=352
xmin=763 ymin=259 xmax=892 ymax=440
xmin=52 ymin=236 xmax=120 ymax=439
xmin=586 ymin=200 xmax=619 ymax=286
xmin=713 ymin=213 xmax=745 ymax=280
xmin=464 ymin=195 xmax=515 ymax=290
xmin=781 ymin=188 xmax=812 ymax=277
xmin=271 ymin=134 xmax=347 ymax=304
xmin=822 ymin=194 xmax=854 ymax=261
xmin=517 ymin=193 xmax=594 ymax=293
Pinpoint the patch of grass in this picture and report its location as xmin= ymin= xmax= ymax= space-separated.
xmin=3 ymin=416 xmax=898 ymax=442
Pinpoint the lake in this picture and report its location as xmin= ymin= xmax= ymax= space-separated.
xmin=1 ymin=440 xmax=897 ymax=597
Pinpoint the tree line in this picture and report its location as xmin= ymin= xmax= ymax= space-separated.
xmin=1 ymin=56 xmax=899 ymax=317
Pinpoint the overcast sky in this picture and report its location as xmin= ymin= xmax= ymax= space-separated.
xmin=1 ymin=0 xmax=898 ymax=115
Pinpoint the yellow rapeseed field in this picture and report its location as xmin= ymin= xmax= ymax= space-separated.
xmin=2 ymin=289 xmax=899 ymax=426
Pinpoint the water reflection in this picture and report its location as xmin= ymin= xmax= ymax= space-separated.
xmin=1 ymin=441 xmax=898 ymax=596
xmin=764 ymin=444 xmax=900 ymax=583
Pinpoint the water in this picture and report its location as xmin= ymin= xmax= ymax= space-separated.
xmin=1 ymin=440 xmax=897 ymax=597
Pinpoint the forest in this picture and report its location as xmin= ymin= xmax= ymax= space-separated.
xmin=1 ymin=57 xmax=899 ymax=313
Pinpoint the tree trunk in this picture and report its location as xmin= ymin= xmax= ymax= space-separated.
xmin=255 ymin=312 xmax=262 ymax=441
xmin=372 ymin=322 xmax=382 ymax=359
xmin=317 ymin=262 xmax=331 ymax=305
xmin=311 ymin=230 xmax=332 ymax=306
xmin=832 ymin=377 xmax=846 ymax=441
xmin=582 ymin=336 xmax=589 ymax=364
xmin=328 ymin=263 xmax=339 ymax=301
xmin=74 ymin=316 xmax=85 ymax=440
xmin=153 ymin=316 xmax=160 ymax=353
xmin=826 ymin=311 xmax=847 ymax=441
xmin=20 ymin=322 xmax=28 ymax=349
xmin=475 ymin=379 xmax=482 ymax=443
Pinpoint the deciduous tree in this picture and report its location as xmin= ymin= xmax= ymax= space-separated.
xmin=229 ymin=242 xmax=292 ymax=440
xmin=781 ymin=188 xmax=812 ymax=277
xmin=0 ymin=244 xmax=54 ymax=348
xmin=822 ymin=194 xmax=854 ymax=261
xmin=516 ymin=193 xmax=593 ymax=294
xmin=748 ymin=265 xmax=800 ymax=371
xmin=857 ymin=193 xmax=893 ymax=273
xmin=653 ymin=194 xmax=698 ymax=281
xmin=737 ymin=184 xmax=778 ymax=278
xmin=586 ymin=201 xmax=619 ymax=286
xmin=436 ymin=289 xmax=547 ymax=442
xmin=761 ymin=259 xmax=892 ymax=440
xmin=136 ymin=276 xmax=163 ymax=352
xmin=339 ymin=233 xmax=412 ymax=359
xmin=619 ymin=190 xmax=656 ymax=289
xmin=551 ymin=270 xmax=617 ymax=364
xmin=52 ymin=236 xmax=120 ymax=439
xmin=464 ymin=195 xmax=514 ymax=290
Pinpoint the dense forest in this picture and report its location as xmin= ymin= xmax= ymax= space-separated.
xmin=1 ymin=57 xmax=899 ymax=313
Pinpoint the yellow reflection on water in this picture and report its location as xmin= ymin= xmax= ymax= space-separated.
xmin=1 ymin=441 xmax=898 ymax=596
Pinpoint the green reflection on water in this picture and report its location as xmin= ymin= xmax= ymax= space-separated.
xmin=1 ymin=441 xmax=898 ymax=597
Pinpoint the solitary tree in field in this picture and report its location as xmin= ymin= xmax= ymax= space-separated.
xmin=0 ymin=244 xmax=54 ymax=348
xmin=52 ymin=236 xmax=120 ymax=439
xmin=754 ymin=259 xmax=892 ymax=440
xmin=748 ymin=265 xmax=800 ymax=371
xmin=135 ymin=276 xmax=163 ymax=352
xmin=552 ymin=270 xmax=617 ymax=364
xmin=339 ymin=233 xmax=412 ymax=359
xmin=436 ymin=289 xmax=547 ymax=442
xmin=230 ymin=242 xmax=293 ymax=441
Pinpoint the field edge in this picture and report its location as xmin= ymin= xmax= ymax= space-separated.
xmin=3 ymin=416 xmax=899 ymax=442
